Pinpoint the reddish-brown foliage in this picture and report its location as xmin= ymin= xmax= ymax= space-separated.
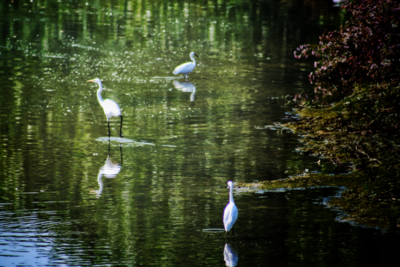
xmin=294 ymin=0 xmax=400 ymax=95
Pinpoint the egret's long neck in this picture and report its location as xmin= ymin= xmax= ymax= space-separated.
xmin=229 ymin=185 xmax=235 ymax=204
xmin=96 ymin=82 xmax=104 ymax=105
xmin=190 ymin=54 xmax=197 ymax=66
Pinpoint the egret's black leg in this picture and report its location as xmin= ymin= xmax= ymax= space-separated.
xmin=119 ymin=115 xmax=123 ymax=138
xmin=107 ymin=119 xmax=111 ymax=138
xmin=120 ymin=143 xmax=123 ymax=165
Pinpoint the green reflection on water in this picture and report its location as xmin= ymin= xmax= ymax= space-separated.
xmin=4 ymin=1 xmax=397 ymax=267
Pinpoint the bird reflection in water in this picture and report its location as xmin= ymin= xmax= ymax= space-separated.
xmin=223 ymin=243 xmax=238 ymax=267
xmin=94 ymin=143 xmax=123 ymax=198
xmin=173 ymin=80 xmax=196 ymax=102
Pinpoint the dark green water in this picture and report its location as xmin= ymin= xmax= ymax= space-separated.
xmin=1 ymin=0 xmax=400 ymax=266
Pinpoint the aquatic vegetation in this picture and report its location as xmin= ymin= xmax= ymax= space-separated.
xmin=236 ymin=173 xmax=359 ymax=192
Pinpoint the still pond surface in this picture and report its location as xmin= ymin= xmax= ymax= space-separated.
xmin=1 ymin=0 xmax=399 ymax=266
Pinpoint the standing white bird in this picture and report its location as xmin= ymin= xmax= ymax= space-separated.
xmin=87 ymin=78 xmax=123 ymax=138
xmin=173 ymin=52 xmax=199 ymax=79
xmin=223 ymin=181 xmax=238 ymax=237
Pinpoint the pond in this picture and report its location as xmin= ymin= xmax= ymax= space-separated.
xmin=1 ymin=0 xmax=399 ymax=266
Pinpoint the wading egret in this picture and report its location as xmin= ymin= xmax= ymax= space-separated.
xmin=87 ymin=78 xmax=123 ymax=138
xmin=223 ymin=181 xmax=238 ymax=237
xmin=173 ymin=52 xmax=198 ymax=79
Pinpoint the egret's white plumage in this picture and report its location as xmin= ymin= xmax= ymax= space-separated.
xmin=173 ymin=52 xmax=198 ymax=78
xmin=223 ymin=181 xmax=238 ymax=234
xmin=87 ymin=78 xmax=123 ymax=138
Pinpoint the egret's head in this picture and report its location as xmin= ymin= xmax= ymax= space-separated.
xmin=87 ymin=78 xmax=101 ymax=84
xmin=227 ymin=181 xmax=233 ymax=189
xmin=190 ymin=52 xmax=199 ymax=57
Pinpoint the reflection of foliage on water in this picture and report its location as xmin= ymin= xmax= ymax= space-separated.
xmin=0 ymin=0 xmax=341 ymax=196
xmin=329 ymin=184 xmax=400 ymax=231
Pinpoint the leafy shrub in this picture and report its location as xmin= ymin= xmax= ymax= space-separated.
xmin=290 ymin=0 xmax=400 ymax=228
xmin=290 ymin=0 xmax=400 ymax=182
xmin=294 ymin=0 xmax=400 ymax=96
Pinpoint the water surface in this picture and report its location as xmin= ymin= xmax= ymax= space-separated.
xmin=1 ymin=1 xmax=399 ymax=266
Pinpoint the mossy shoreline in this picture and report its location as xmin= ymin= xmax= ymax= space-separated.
xmin=236 ymin=171 xmax=400 ymax=230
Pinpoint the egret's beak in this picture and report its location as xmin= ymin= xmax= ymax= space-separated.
xmin=194 ymin=53 xmax=199 ymax=57
xmin=87 ymin=79 xmax=94 ymax=83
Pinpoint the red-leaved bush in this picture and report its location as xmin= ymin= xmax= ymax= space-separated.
xmin=294 ymin=0 xmax=400 ymax=95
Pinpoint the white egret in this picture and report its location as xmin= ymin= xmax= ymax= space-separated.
xmin=87 ymin=78 xmax=123 ymax=138
xmin=223 ymin=181 xmax=238 ymax=237
xmin=173 ymin=52 xmax=199 ymax=79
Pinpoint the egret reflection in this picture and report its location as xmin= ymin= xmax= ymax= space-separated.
xmin=223 ymin=243 xmax=238 ymax=267
xmin=173 ymin=80 xmax=196 ymax=101
xmin=94 ymin=144 xmax=123 ymax=198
